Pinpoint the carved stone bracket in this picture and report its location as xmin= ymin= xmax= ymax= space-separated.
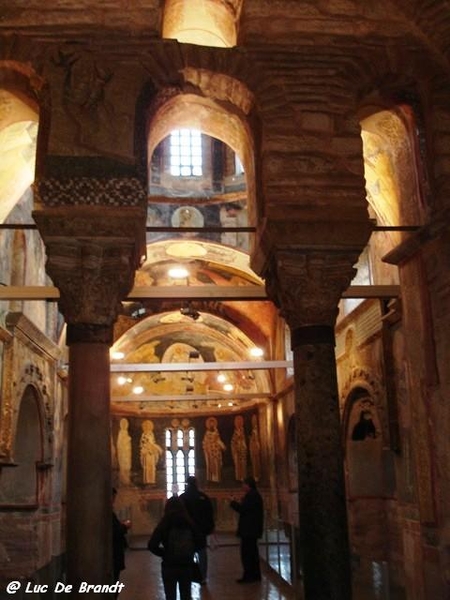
xmin=33 ymin=206 xmax=146 ymax=330
xmin=264 ymin=249 xmax=363 ymax=331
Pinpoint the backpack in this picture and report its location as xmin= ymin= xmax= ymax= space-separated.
xmin=164 ymin=524 xmax=196 ymax=566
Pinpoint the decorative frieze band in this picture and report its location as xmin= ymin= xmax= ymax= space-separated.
xmin=34 ymin=176 xmax=147 ymax=208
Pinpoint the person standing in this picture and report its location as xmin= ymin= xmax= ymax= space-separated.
xmin=112 ymin=488 xmax=131 ymax=596
xmin=148 ymin=496 xmax=201 ymax=600
xmin=229 ymin=476 xmax=264 ymax=584
xmin=180 ymin=476 xmax=215 ymax=584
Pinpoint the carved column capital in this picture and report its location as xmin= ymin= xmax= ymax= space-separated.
xmin=265 ymin=249 xmax=361 ymax=332
xmin=33 ymin=206 xmax=146 ymax=333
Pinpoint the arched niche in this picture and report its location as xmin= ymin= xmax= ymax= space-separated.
xmin=345 ymin=387 xmax=384 ymax=497
xmin=0 ymin=385 xmax=43 ymax=506
xmin=342 ymin=380 xmax=397 ymax=499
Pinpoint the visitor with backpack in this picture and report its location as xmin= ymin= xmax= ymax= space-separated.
xmin=148 ymin=496 xmax=201 ymax=600
xmin=180 ymin=476 xmax=215 ymax=585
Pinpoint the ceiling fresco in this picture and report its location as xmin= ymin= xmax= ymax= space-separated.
xmin=111 ymin=308 xmax=273 ymax=417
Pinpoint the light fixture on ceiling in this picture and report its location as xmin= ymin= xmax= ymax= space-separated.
xmin=249 ymin=347 xmax=264 ymax=358
xmin=111 ymin=351 xmax=125 ymax=360
xmin=169 ymin=265 xmax=189 ymax=279
xmin=223 ymin=383 xmax=234 ymax=392
xmin=132 ymin=385 xmax=144 ymax=395
xmin=180 ymin=301 xmax=200 ymax=320
xmin=131 ymin=305 xmax=146 ymax=319
xmin=217 ymin=373 xmax=226 ymax=383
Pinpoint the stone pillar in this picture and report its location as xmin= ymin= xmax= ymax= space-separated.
xmin=33 ymin=192 xmax=146 ymax=597
xmin=66 ymin=323 xmax=114 ymax=594
xmin=265 ymin=249 xmax=363 ymax=600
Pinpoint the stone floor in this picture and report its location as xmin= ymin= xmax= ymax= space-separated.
xmin=118 ymin=535 xmax=406 ymax=600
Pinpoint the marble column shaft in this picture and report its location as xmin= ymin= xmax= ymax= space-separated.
xmin=293 ymin=330 xmax=351 ymax=599
xmin=66 ymin=333 xmax=113 ymax=596
xmin=265 ymin=249 xmax=361 ymax=600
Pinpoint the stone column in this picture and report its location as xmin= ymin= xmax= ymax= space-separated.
xmin=33 ymin=198 xmax=146 ymax=598
xmin=66 ymin=323 xmax=114 ymax=594
xmin=265 ymin=249 xmax=362 ymax=600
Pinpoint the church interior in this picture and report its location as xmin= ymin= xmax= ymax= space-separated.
xmin=1 ymin=1 xmax=450 ymax=598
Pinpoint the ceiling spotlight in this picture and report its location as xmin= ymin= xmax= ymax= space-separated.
xmin=169 ymin=266 xmax=189 ymax=279
xmin=249 ymin=347 xmax=264 ymax=358
xmin=111 ymin=351 xmax=125 ymax=360
xmin=223 ymin=383 xmax=234 ymax=392
xmin=217 ymin=373 xmax=226 ymax=383
xmin=132 ymin=385 xmax=144 ymax=395
xmin=131 ymin=306 xmax=146 ymax=319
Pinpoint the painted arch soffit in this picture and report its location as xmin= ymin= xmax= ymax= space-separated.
xmin=110 ymin=310 xmax=272 ymax=404
xmin=139 ymin=240 xmax=263 ymax=285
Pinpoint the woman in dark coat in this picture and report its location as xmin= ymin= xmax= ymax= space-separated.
xmin=230 ymin=476 xmax=264 ymax=583
xmin=148 ymin=496 xmax=201 ymax=600
xmin=112 ymin=488 xmax=130 ymax=596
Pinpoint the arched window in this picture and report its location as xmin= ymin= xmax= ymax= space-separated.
xmin=165 ymin=425 xmax=195 ymax=498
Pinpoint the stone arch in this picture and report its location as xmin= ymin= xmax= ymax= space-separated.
xmin=0 ymin=52 xmax=50 ymax=173
xmin=359 ymin=98 xmax=428 ymax=226
xmin=0 ymin=86 xmax=39 ymax=222
xmin=0 ymin=385 xmax=43 ymax=505
xmin=145 ymin=86 xmax=257 ymax=224
xmin=14 ymin=364 xmax=53 ymax=465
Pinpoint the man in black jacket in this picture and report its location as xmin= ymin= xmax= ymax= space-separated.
xmin=230 ymin=476 xmax=264 ymax=583
xmin=180 ymin=476 xmax=215 ymax=585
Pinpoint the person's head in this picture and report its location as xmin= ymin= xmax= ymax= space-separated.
xmin=164 ymin=496 xmax=186 ymax=515
xmin=163 ymin=496 xmax=191 ymax=523
xmin=186 ymin=475 xmax=198 ymax=489
xmin=243 ymin=476 xmax=257 ymax=491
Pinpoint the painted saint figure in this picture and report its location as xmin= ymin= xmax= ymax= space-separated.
xmin=249 ymin=414 xmax=261 ymax=481
xmin=202 ymin=417 xmax=226 ymax=482
xmin=117 ymin=417 xmax=132 ymax=486
xmin=140 ymin=419 xmax=163 ymax=484
xmin=231 ymin=415 xmax=247 ymax=481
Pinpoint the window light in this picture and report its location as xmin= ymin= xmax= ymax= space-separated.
xmin=170 ymin=129 xmax=202 ymax=177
